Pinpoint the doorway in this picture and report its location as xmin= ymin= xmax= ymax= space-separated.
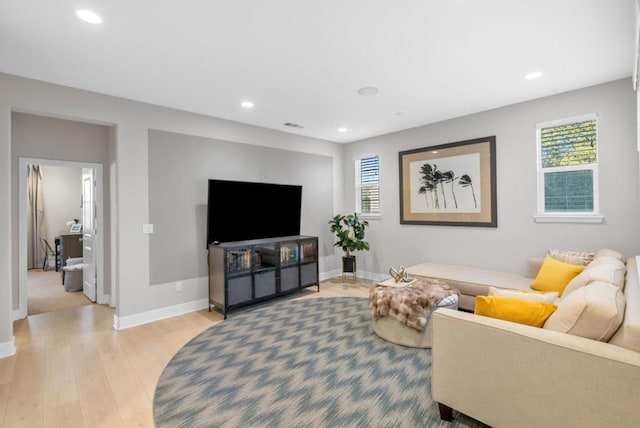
xmin=17 ymin=158 xmax=106 ymax=319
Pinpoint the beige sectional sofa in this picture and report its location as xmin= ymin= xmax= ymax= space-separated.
xmin=422 ymin=255 xmax=640 ymax=427
xmin=407 ymin=259 xmax=544 ymax=312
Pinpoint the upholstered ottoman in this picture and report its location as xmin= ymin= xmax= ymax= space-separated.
xmin=63 ymin=263 xmax=84 ymax=292
xmin=370 ymin=279 xmax=459 ymax=348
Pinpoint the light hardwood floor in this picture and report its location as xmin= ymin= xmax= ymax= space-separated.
xmin=1 ymin=278 xmax=372 ymax=427
xmin=27 ymin=269 xmax=92 ymax=316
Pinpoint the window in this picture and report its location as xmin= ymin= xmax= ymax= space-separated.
xmin=535 ymin=114 xmax=602 ymax=223
xmin=355 ymin=155 xmax=380 ymax=216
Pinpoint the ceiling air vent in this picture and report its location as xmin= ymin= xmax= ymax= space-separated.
xmin=283 ymin=122 xmax=304 ymax=129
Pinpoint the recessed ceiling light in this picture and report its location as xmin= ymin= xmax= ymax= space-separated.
xmin=241 ymin=101 xmax=254 ymax=109
xmin=76 ymin=9 xmax=102 ymax=24
xmin=524 ymin=71 xmax=542 ymax=80
xmin=431 ymin=151 xmax=439 ymax=154
xmin=283 ymin=122 xmax=304 ymax=129
xmin=357 ymin=87 xmax=379 ymax=96
xmin=338 ymin=127 xmax=348 ymax=133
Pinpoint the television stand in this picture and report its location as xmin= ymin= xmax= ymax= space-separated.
xmin=208 ymin=235 xmax=319 ymax=319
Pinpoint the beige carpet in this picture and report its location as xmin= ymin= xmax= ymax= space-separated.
xmin=27 ymin=269 xmax=92 ymax=315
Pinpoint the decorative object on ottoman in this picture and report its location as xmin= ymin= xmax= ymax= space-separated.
xmin=370 ymin=278 xmax=459 ymax=348
xmin=376 ymin=277 xmax=417 ymax=288
xmin=328 ymin=213 xmax=370 ymax=280
xmin=388 ymin=265 xmax=410 ymax=283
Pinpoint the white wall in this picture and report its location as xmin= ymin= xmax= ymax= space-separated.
xmin=0 ymin=72 xmax=344 ymax=349
xmin=342 ymin=78 xmax=640 ymax=277
xmin=40 ymin=165 xmax=83 ymax=245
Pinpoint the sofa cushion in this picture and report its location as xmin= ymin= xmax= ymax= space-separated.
xmin=407 ymin=263 xmax=533 ymax=299
xmin=562 ymin=262 xmax=626 ymax=298
xmin=543 ymin=281 xmax=625 ymax=341
xmin=595 ymin=248 xmax=625 ymax=262
xmin=488 ymin=286 xmax=558 ymax=303
xmin=548 ymin=249 xmax=594 ymax=266
xmin=475 ymin=296 xmax=557 ymax=328
xmin=531 ymin=256 xmax=585 ymax=296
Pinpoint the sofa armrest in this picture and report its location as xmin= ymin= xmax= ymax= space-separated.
xmin=528 ymin=257 xmax=544 ymax=279
xmin=431 ymin=309 xmax=640 ymax=428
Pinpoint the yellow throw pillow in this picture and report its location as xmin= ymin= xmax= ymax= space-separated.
xmin=530 ymin=255 xmax=585 ymax=296
xmin=475 ymin=296 xmax=557 ymax=328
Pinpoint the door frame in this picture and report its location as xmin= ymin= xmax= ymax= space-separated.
xmin=16 ymin=157 xmax=106 ymax=319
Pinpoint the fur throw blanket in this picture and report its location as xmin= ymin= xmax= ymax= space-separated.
xmin=370 ymin=278 xmax=459 ymax=332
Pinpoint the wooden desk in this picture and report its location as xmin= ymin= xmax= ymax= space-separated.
xmin=56 ymin=233 xmax=83 ymax=264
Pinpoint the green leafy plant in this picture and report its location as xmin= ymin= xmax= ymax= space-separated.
xmin=328 ymin=213 xmax=370 ymax=257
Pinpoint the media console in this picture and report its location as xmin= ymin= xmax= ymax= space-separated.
xmin=208 ymin=235 xmax=319 ymax=318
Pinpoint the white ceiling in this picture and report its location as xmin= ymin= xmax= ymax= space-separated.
xmin=0 ymin=0 xmax=635 ymax=143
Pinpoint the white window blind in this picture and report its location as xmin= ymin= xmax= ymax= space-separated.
xmin=355 ymin=155 xmax=380 ymax=216
xmin=536 ymin=115 xmax=599 ymax=217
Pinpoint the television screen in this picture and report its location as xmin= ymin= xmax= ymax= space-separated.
xmin=207 ymin=179 xmax=302 ymax=245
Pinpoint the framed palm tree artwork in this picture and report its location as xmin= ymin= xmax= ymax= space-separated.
xmin=399 ymin=136 xmax=497 ymax=227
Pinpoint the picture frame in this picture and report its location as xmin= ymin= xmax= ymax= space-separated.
xmin=399 ymin=136 xmax=497 ymax=227
xmin=70 ymin=223 xmax=82 ymax=233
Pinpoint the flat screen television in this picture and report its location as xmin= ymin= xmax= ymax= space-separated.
xmin=207 ymin=179 xmax=302 ymax=246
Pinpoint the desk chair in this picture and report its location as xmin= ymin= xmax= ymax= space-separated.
xmin=40 ymin=238 xmax=56 ymax=271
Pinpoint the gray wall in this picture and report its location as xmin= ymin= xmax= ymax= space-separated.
xmin=342 ymin=78 xmax=640 ymax=276
xmin=10 ymin=112 xmax=113 ymax=308
xmin=25 ymin=165 xmax=82 ymax=269
xmin=148 ymin=129 xmax=333 ymax=285
xmin=1 ymin=72 xmax=637 ymax=352
xmin=40 ymin=165 xmax=83 ymax=253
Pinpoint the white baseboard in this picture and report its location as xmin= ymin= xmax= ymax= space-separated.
xmin=111 ymin=269 xmax=390 ymax=331
xmin=0 ymin=336 xmax=16 ymax=358
xmin=113 ymin=299 xmax=209 ymax=330
xmin=357 ymin=271 xmax=388 ymax=282
xmin=12 ymin=309 xmax=26 ymax=321
xmin=97 ymin=293 xmax=110 ymax=305
xmin=320 ymin=270 xmax=387 ymax=282
xmin=319 ymin=269 xmax=341 ymax=281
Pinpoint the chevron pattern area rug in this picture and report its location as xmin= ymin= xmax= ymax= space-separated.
xmin=154 ymin=297 xmax=486 ymax=427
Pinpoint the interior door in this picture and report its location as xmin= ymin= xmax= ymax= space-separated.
xmin=82 ymin=168 xmax=97 ymax=302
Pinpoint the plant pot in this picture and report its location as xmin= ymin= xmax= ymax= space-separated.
xmin=342 ymin=255 xmax=356 ymax=273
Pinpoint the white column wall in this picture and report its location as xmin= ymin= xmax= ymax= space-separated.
xmin=0 ymin=101 xmax=14 ymax=356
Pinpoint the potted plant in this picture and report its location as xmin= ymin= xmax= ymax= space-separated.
xmin=328 ymin=213 xmax=370 ymax=276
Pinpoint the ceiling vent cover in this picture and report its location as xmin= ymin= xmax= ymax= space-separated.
xmin=283 ymin=122 xmax=304 ymax=129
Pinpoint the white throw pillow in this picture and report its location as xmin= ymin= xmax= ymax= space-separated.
xmin=543 ymin=281 xmax=625 ymax=341
xmin=588 ymin=256 xmax=626 ymax=269
xmin=562 ymin=263 xmax=626 ymax=299
xmin=488 ymin=286 xmax=558 ymax=304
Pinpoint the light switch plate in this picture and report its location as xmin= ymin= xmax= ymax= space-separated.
xmin=142 ymin=224 xmax=154 ymax=234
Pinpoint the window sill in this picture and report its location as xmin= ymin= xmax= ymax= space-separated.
xmin=358 ymin=214 xmax=381 ymax=221
xmin=533 ymin=214 xmax=604 ymax=224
